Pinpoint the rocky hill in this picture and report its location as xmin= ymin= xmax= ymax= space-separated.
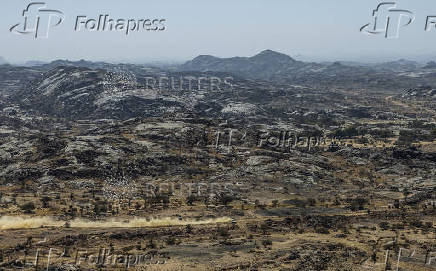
xmin=11 ymin=66 xmax=193 ymax=120
xmin=181 ymin=50 xmax=302 ymax=79
xmin=181 ymin=50 xmax=304 ymax=79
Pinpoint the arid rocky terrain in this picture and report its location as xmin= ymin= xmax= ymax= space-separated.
xmin=0 ymin=51 xmax=435 ymax=270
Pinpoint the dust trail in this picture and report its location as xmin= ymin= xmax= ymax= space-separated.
xmin=0 ymin=216 xmax=62 ymax=230
xmin=0 ymin=216 xmax=232 ymax=230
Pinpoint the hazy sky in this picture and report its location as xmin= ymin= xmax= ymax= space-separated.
xmin=1 ymin=0 xmax=436 ymax=63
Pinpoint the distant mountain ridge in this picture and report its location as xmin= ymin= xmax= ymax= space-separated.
xmin=179 ymin=50 xmax=409 ymax=86
xmin=0 ymin=57 xmax=8 ymax=65
xmin=181 ymin=50 xmax=304 ymax=80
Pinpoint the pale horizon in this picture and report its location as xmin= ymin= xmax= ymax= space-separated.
xmin=1 ymin=0 xmax=436 ymax=64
